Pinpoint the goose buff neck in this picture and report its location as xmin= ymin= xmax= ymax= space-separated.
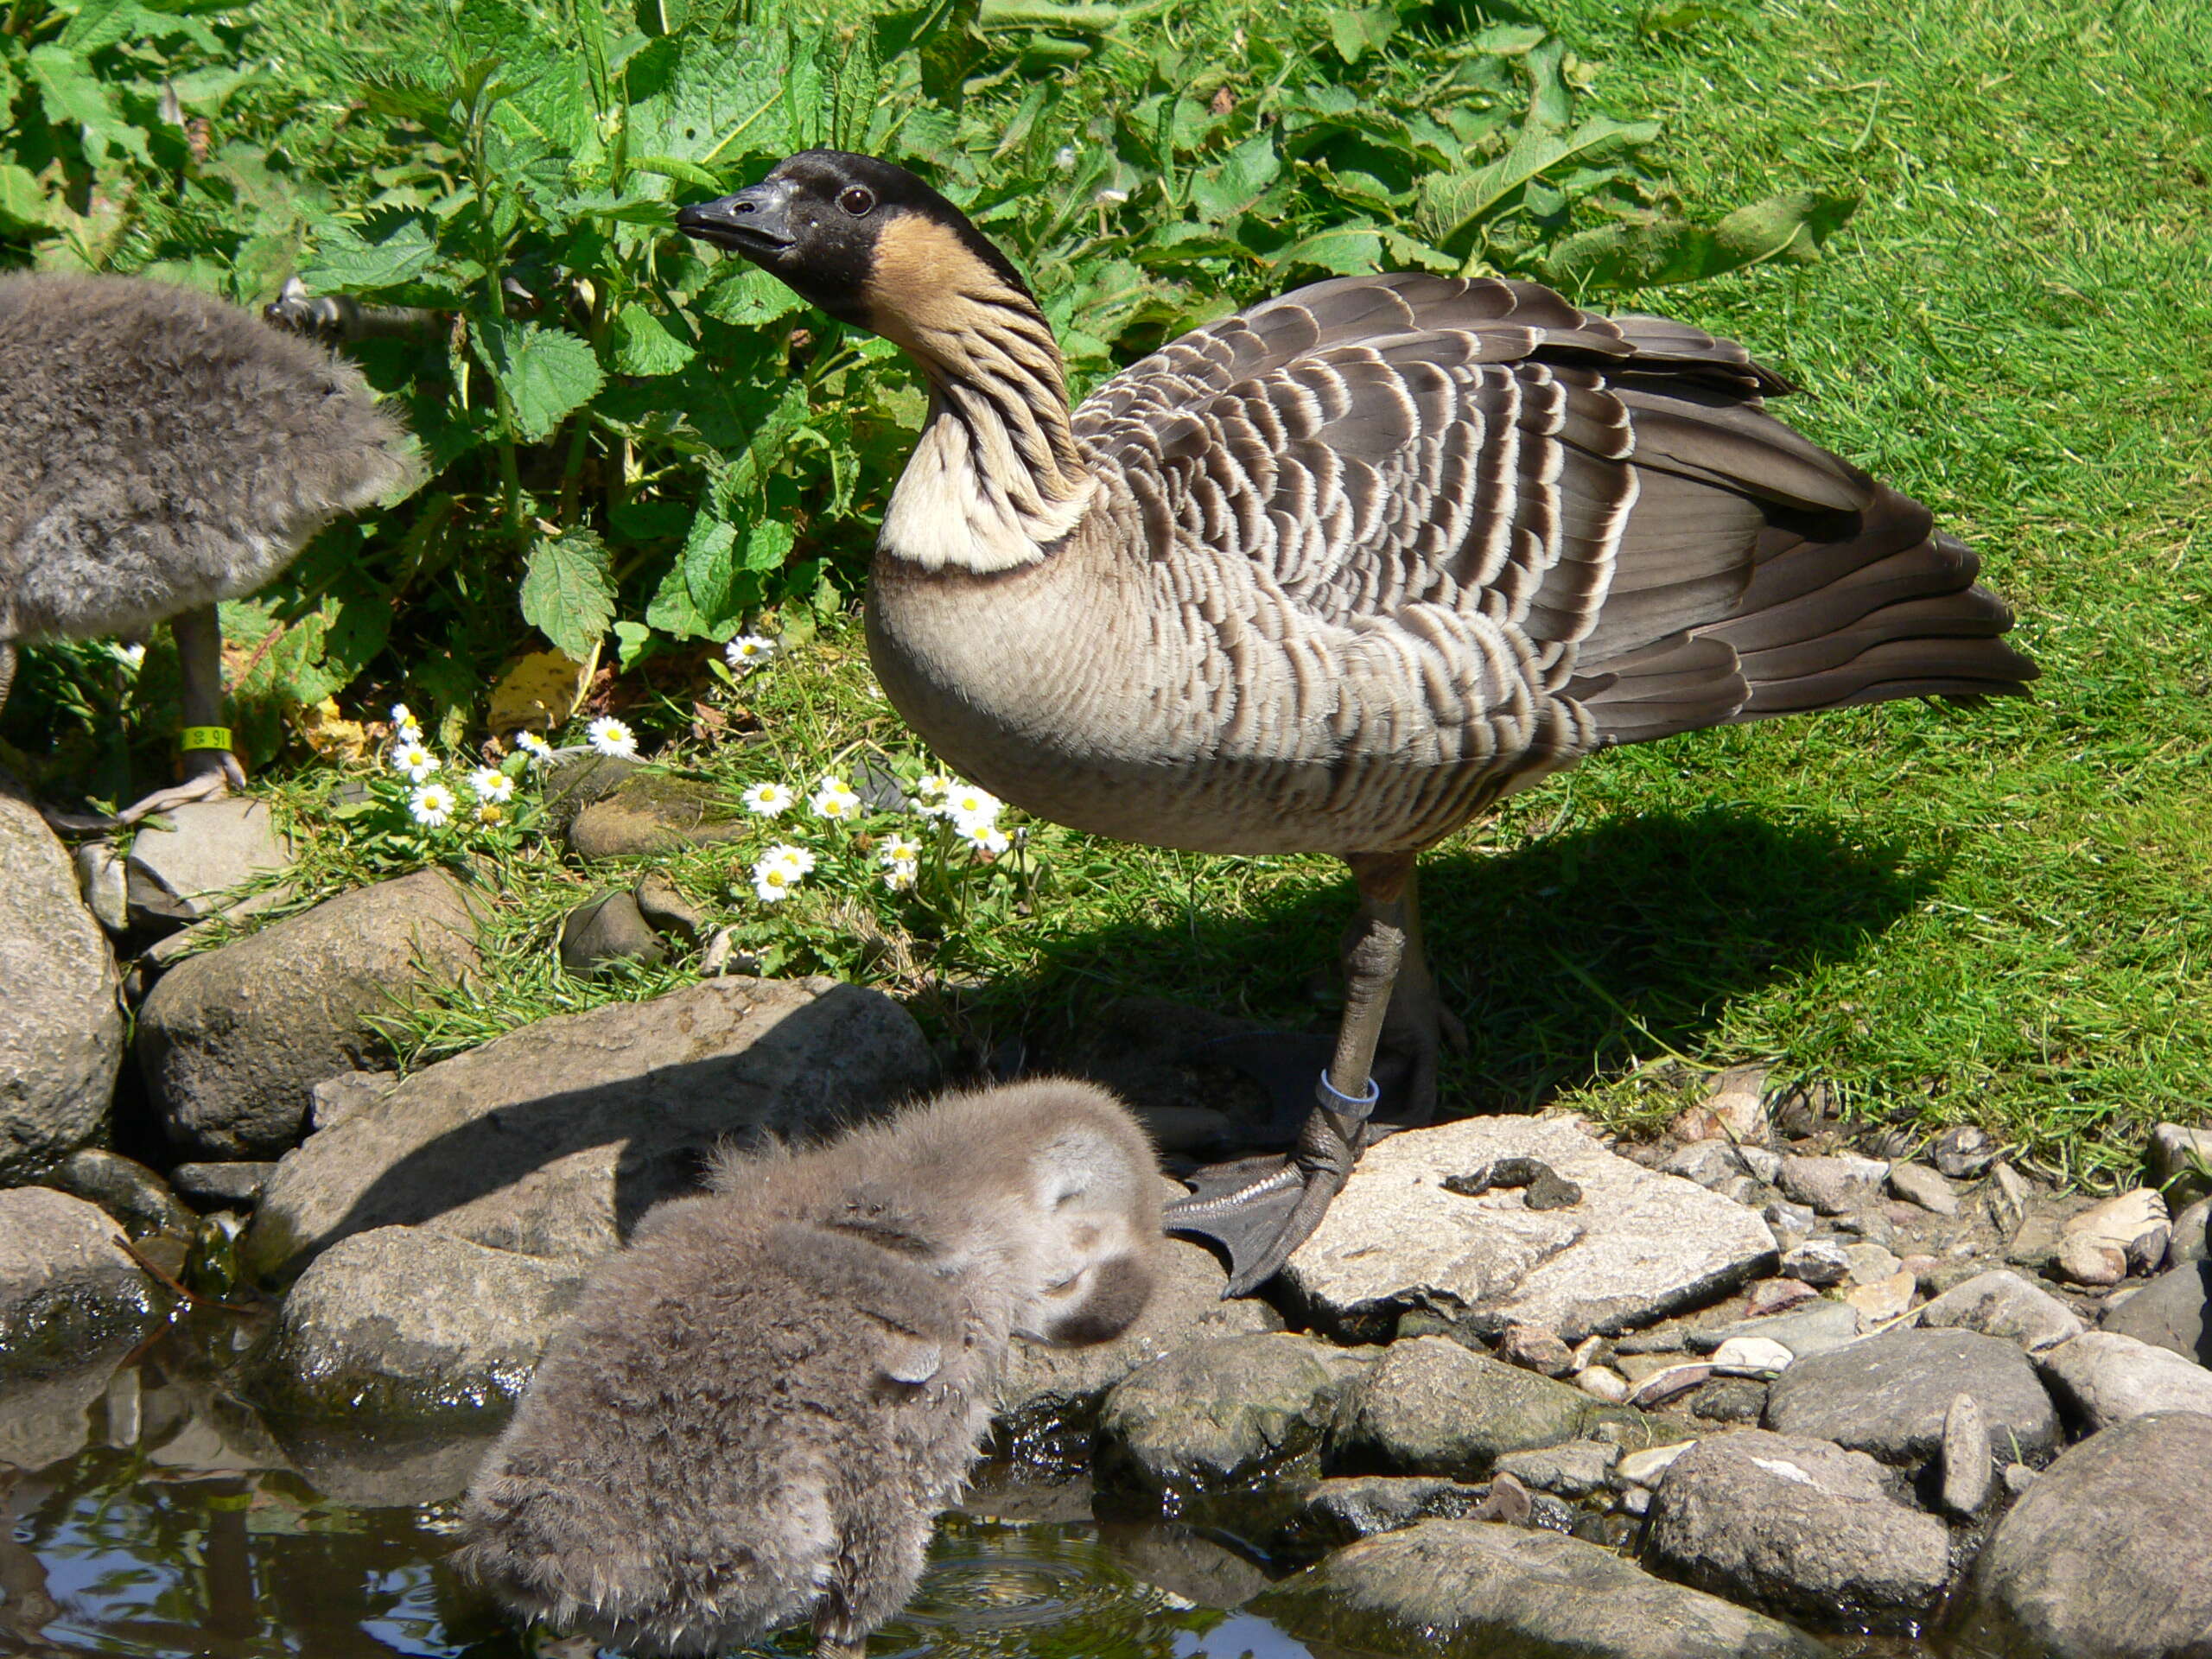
xmin=677 ymin=150 xmax=1097 ymax=575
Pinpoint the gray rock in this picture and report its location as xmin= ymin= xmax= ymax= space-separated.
xmin=1930 ymin=1124 xmax=1999 ymax=1179
xmin=631 ymin=873 xmax=704 ymax=941
xmin=1844 ymin=1242 xmax=1904 ymax=1284
xmin=1497 ymin=1322 xmax=1574 ymax=1376
xmin=2002 ymin=1460 xmax=2039 ymax=1497
xmin=537 ymin=752 xmax=640 ymax=830
xmin=1764 ymin=1328 xmax=2057 ymax=1466
xmin=1492 ymin=1438 xmax=1618 ymax=1497
xmin=124 ymin=796 xmax=291 ymax=926
xmin=168 ymin=1161 xmax=279 ymax=1207
xmin=1691 ymin=1377 xmax=1770 ymax=1423
xmin=2170 ymin=1198 xmax=2209 ymax=1266
xmin=1887 ymin=1162 xmax=1959 ymax=1217
xmin=565 ymin=772 xmax=747 ymax=859
xmin=308 ymin=1070 xmax=393 ymax=1132
xmin=2037 ymin=1331 xmax=2212 ymax=1430
xmin=2054 ymin=1231 xmax=2126 ymax=1288
xmin=241 ymin=976 xmax=935 ymax=1283
xmin=137 ymin=868 xmax=484 ymax=1159
xmin=1338 ymin=1335 xmax=1623 ymax=1478
xmin=1254 ymin=1518 xmax=1826 ymax=1659
xmin=49 ymin=1149 xmax=194 ymax=1238
xmin=1690 ymin=1299 xmax=1862 ymax=1360
xmin=1942 ymin=1390 xmax=1992 ymax=1516
xmin=1662 ymin=1139 xmax=1751 ymax=1190
xmin=0 ymin=1188 xmax=167 ymax=1372
xmin=0 ymin=786 xmax=123 ymax=1182
xmin=2065 ymin=1189 xmax=2171 ymax=1277
xmin=557 ymin=888 xmax=666 ymax=976
xmin=1763 ymin=1199 xmax=1817 ymax=1242
xmin=1745 ymin=1278 xmax=1821 ymax=1318
xmin=2101 ymin=1261 xmax=2210 ymax=1364
xmin=1988 ymin=1161 xmax=2033 ymax=1237
xmin=1096 ymin=1332 xmax=1370 ymax=1496
xmin=73 ymin=840 xmax=127 ymax=932
xmin=2150 ymin=1122 xmax=2212 ymax=1206
xmin=251 ymin=1224 xmax=582 ymax=1420
xmin=1273 ymin=1476 xmax=1497 ymax=1555
xmin=1916 ymin=1268 xmax=2087 ymax=1355
xmin=1962 ymin=1412 xmax=2212 ymax=1659
xmin=1283 ymin=1115 xmax=1777 ymax=1342
xmin=1648 ymin=1429 xmax=1951 ymax=1625
xmin=1778 ymin=1153 xmax=1888 ymax=1216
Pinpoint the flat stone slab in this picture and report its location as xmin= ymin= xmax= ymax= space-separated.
xmin=1961 ymin=1412 xmax=2212 ymax=1659
xmin=2037 ymin=1331 xmax=2212 ymax=1431
xmin=1254 ymin=1518 xmax=1827 ymax=1659
xmin=1649 ymin=1429 xmax=1952 ymax=1626
xmin=240 ymin=976 xmax=935 ymax=1283
xmin=1283 ymin=1116 xmax=1777 ymax=1341
xmin=124 ymin=796 xmax=291 ymax=925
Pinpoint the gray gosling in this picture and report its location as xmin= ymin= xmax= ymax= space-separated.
xmin=456 ymin=1078 xmax=1164 ymax=1658
xmin=0 ymin=274 xmax=410 ymax=821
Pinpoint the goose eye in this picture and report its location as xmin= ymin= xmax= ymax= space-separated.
xmin=838 ymin=185 xmax=876 ymax=217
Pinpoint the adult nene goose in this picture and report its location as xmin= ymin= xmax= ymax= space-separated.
xmin=0 ymin=275 xmax=410 ymax=821
xmin=679 ymin=151 xmax=2037 ymax=1292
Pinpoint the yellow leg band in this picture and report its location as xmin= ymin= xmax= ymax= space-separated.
xmin=180 ymin=726 xmax=234 ymax=753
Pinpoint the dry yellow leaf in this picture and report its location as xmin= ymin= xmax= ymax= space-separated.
xmin=488 ymin=645 xmax=596 ymax=734
xmin=294 ymin=697 xmax=368 ymax=763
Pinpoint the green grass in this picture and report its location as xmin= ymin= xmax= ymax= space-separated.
xmin=92 ymin=0 xmax=2212 ymax=1186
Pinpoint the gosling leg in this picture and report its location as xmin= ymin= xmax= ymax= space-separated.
xmin=117 ymin=603 xmax=243 ymax=823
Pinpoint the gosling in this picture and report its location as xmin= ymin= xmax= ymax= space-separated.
xmin=456 ymin=1078 xmax=1164 ymax=1658
xmin=0 ymin=274 xmax=410 ymax=820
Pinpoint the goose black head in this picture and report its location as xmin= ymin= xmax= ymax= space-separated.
xmin=677 ymin=150 xmax=1039 ymax=346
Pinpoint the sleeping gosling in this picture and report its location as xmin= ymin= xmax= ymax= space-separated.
xmin=456 ymin=1077 xmax=1164 ymax=1658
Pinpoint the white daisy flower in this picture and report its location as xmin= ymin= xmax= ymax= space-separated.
xmin=111 ymin=642 xmax=146 ymax=671
xmin=879 ymin=833 xmax=921 ymax=867
xmin=943 ymin=782 xmax=1002 ymax=829
xmin=476 ymin=802 xmax=506 ymax=826
xmin=882 ymin=859 xmax=918 ymax=893
xmin=515 ymin=730 xmax=554 ymax=761
xmin=409 ymin=782 xmax=457 ymax=826
xmin=959 ymin=821 xmax=1011 ymax=856
xmin=724 ymin=634 xmax=778 ymax=672
xmin=810 ymin=774 xmax=861 ymax=821
xmin=750 ymin=842 xmax=816 ymax=904
xmin=587 ymin=716 xmax=638 ymax=759
xmin=742 ymin=780 xmax=795 ymax=817
xmin=390 ymin=702 xmax=413 ymax=728
xmin=469 ymin=767 xmax=515 ymax=804
xmin=914 ymin=772 xmax=951 ymax=807
xmin=391 ymin=741 xmax=441 ymax=783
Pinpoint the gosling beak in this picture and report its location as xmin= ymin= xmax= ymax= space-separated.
xmin=677 ymin=181 xmax=796 ymax=257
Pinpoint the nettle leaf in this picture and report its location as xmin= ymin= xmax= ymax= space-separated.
xmin=477 ymin=318 xmax=606 ymax=443
xmin=646 ymin=511 xmax=766 ymax=640
xmin=1274 ymin=222 xmax=1386 ymax=276
xmin=0 ymin=164 xmax=52 ymax=235
xmin=627 ymin=29 xmax=791 ymax=168
xmin=27 ymin=45 xmax=149 ymax=167
xmin=739 ymin=520 xmax=795 ymax=574
xmin=699 ymin=265 xmax=810 ymax=328
xmin=299 ymin=216 xmax=440 ymax=292
xmin=1326 ymin=6 xmax=1399 ymax=65
xmin=520 ymin=527 xmax=616 ymax=658
xmin=1422 ymin=117 xmax=1657 ymax=249
xmin=610 ymin=302 xmax=696 ymax=376
xmin=1188 ymin=136 xmax=1281 ymax=225
xmin=56 ymin=0 xmax=140 ymax=55
xmin=1544 ymin=190 xmax=1859 ymax=289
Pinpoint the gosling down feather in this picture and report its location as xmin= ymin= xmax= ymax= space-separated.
xmin=458 ymin=1080 xmax=1163 ymax=1658
xmin=678 ymin=151 xmax=2037 ymax=1291
xmin=0 ymin=274 xmax=410 ymax=818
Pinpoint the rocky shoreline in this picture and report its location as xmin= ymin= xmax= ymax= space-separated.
xmin=4 ymin=780 xmax=2211 ymax=1657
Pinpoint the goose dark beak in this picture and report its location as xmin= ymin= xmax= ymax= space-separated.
xmin=677 ymin=181 xmax=796 ymax=257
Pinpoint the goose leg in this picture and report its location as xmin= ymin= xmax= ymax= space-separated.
xmin=1166 ymin=855 xmax=1413 ymax=1295
xmin=117 ymin=604 xmax=244 ymax=823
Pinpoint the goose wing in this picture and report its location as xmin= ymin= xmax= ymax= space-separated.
xmin=1072 ymin=273 xmax=2027 ymax=750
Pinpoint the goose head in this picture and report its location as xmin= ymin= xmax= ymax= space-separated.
xmin=677 ymin=149 xmax=1038 ymax=352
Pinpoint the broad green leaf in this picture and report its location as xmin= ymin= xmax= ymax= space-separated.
xmin=1421 ymin=116 xmax=1657 ymax=249
xmin=626 ymin=29 xmax=790 ymax=168
xmin=520 ymin=527 xmax=616 ymax=658
xmin=698 ymin=265 xmax=809 ymax=328
xmin=0 ymin=164 xmax=51 ymax=235
xmin=476 ymin=319 xmax=606 ymax=443
xmin=610 ymin=303 xmax=696 ymax=376
xmin=629 ymin=154 xmax=724 ymax=192
xmin=1188 ymin=136 xmax=1281 ymax=225
xmin=26 ymin=45 xmax=149 ymax=167
xmin=738 ymin=520 xmax=795 ymax=573
xmin=1470 ymin=22 xmax=1548 ymax=54
xmin=646 ymin=511 xmax=757 ymax=639
xmin=1543 ymin=190 xmax=1859 ymax=289
xmin=57 ymin=0 xmax=140 ymax=54
xmin=1274 ymin=223 xmax=1385 ymax=276
xmin=1326 ymin=6 xmax=1398 ymax=66
xmin=299 ymin=217 xmax=440 ymax=293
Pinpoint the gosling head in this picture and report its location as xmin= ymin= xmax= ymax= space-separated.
xmin=676 ymin=150 xmax=1041 ymax=359
xmin=1000 ymin=1084 xmax=1165 ymax=1348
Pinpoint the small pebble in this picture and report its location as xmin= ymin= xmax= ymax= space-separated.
xmin=1940 ymin=1391 xmax=1991 ymax=1516
xmin=2055 ymin=1232 xmax=2127 ymax=1287
xmin=2002 ymin=1463 xmax=2039 ymax=1497
xmin=1617 ymin=1442 xmax=1694 ymax=1486
xmin=1621 ymin=1485 xmax=1651 ymax=1515
xmin=1576 ymin=1366 xmax=1630 ymax=1403
xmin=1781 ymin=1240 xmax=1850 ymax=1287
xmin=1628 ymin=1363 xmax=1714 ymax=1408
xmin=1842 ymin=1243 xmax=1904 ymax=1285
xmin=1888 ymin=1161 xmax=1961 ymax=1217
xmin=1843 ymin=1269 xmax=1916 ymax=1326
xmin=1764 ymin=1198 xmax=1817 ymax=1242
xmin=1498 ymin=1323 xmax=1575 ymax=1377
xmin=1745 ymin=1278 xmax=1820 ymax=1317
xmin=1930 ymin=1124 xmax=1999 ymax=1179
xmin=1708 ymin=1336 xmax=1793 ymax=1377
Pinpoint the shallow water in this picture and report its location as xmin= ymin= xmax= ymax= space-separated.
xmin=0 ymin=1319 xmax=1974 ymax=1659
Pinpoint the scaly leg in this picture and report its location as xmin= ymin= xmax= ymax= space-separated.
xmin=117 ymin=604 xmax=244 ymax=823
xmin=813 ymin=1603 xmax=868 ymax=1659
xmin=1166 ymin=851 xmax=1418 ymax=1294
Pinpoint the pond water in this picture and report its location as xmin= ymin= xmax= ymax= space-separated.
xmin=1 ymin=1319 xmax=1966 ymax=1659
